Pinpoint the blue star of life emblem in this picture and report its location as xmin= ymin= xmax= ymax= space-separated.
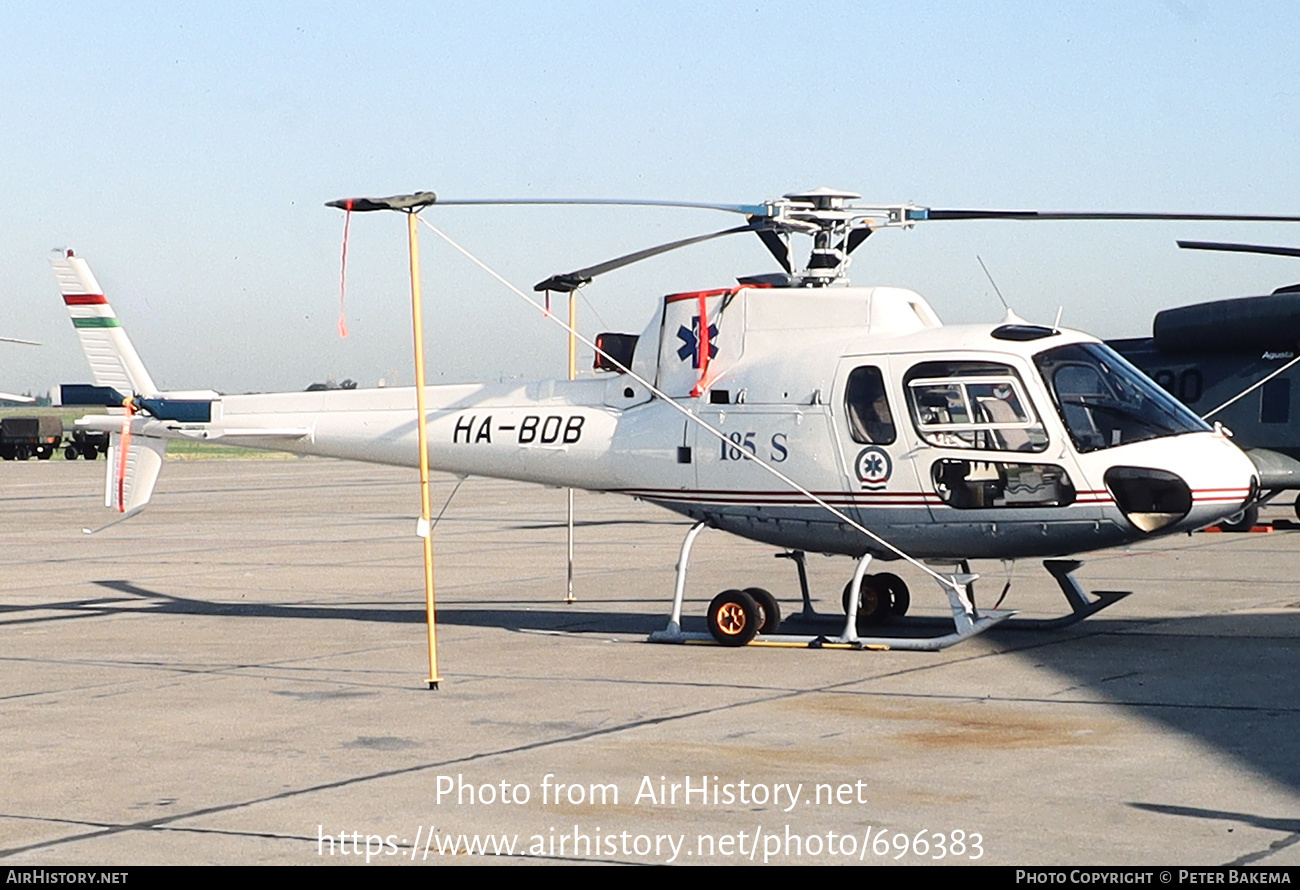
xmin=854 ymin=446 xmax=892 ymax=490
xmin=676 ymin=316 xmax=719 ymax=369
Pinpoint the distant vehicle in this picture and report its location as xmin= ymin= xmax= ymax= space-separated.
xmin=0 ymin=416 xmax=64 ymax=460
xmin=63 ymin=428 xmax=108 ymax=460
xmin=1109 ymin=240 xmax=1300 ymax=530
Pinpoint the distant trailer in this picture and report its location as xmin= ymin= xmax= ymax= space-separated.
xmin=0 ymin=416 xmax=64 ymax=460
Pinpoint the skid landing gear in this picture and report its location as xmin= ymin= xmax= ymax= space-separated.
xmin=997 ymin=559 xmax=1130 ymax=630
xmin=862 ymin=558 xmax=1130 ymax=631
xmin=647 ymin=524 xmax=1013 ymax=651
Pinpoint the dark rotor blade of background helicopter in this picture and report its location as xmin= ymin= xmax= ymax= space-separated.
xmin=910 ymin=209 xmax=1300 ymax=223
xmin=1177 ymin=240 xmax=1300 ymax=258
xmin=533 ymin=221 xmax=769 ymax=292
xmin=433 ymin=197 xmax=770 ymax=217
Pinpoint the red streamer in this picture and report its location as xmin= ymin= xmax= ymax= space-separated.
xmin=691 ymin=291 xmax=711 ymax=397
xmin=115 ymin=400 xmax=134 ymax=512
xmin=338 ymin=200 xmax=352 ymax=338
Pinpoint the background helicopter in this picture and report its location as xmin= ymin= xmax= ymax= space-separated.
xmin=56 ymin=189 xmax=1298 ymax=650
xmin=1108 ymin=240 xmax=1300 ymax=531
xmin=0 ymin=335 xmax=40 ymax=403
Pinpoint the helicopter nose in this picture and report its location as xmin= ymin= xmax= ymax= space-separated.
xmin=1101 ymin=433 xmax=1256 ymax=534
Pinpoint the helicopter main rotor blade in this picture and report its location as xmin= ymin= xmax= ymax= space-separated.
xmin=434 ymin=197 xmax=770 ymax=217
xmin=534 ymin=221 xmax=769 ymax=292
xmin=911 ymin=209 xmax=1300 ymax=223
xmin=1177 ymin=240 xmax=1300 ymax=258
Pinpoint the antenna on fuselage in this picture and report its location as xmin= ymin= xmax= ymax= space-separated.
xmin=977 ymin=254 xmax=1031 ymax=326
xmin=977 ymin=254 xmax=1011 ymax=313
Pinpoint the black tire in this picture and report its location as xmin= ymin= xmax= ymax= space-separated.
xmin=86 ymin=448 xmax=99 ymax=461
xmin=876 ymin=572 xmax=910 ymax=617
xmin=64 ymin=446 xmax=78 ymax=460
xmin=707 ymin=589 xmax=761 ymax=647
xmin=743 ymin=587 xmax=781 ymax=635
xmin=1220 ymin=505 xmax=1259 ymax=532
xmin=37 ymin=448 xmax=51 ymax=460
xmin=842 ymin=575 xmax=890 ymax=626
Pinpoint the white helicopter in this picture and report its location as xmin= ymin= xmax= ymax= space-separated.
xmin=54 ymin=188 xmax=1297 ymax=651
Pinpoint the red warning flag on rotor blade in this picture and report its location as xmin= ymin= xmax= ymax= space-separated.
xmin=337 ymin=201 xmax=352 ymax=338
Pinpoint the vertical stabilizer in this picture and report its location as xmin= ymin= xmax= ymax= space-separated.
xmin=51 ymin=252 xmax=159 ymax=397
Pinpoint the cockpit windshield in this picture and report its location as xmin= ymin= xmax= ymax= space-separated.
xmin=1034 ymin=342 xmax=1211 ymax=453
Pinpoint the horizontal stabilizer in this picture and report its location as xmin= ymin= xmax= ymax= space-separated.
xmin=105 ymin=431 xmax=168 ymax=514
xmin=135 ymin=398 xmax=212 ymax=422
xmin=58 ymin=383 xmax=128 ymax=407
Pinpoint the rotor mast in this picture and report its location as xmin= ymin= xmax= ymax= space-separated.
xmin=781 ymin=187 xmax=867 ymax=286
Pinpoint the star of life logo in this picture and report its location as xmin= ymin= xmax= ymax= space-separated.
xmin=676 ymin=316 xmax=719 ymax=369
xmin=854 ymin=447 xmax=892 ymax=490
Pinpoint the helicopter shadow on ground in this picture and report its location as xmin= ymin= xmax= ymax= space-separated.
xmin=66 ymin=578 xmax=1076 ymax=640
xmin=758 ymin=602 xmax=1300 ymax=834
xmin=983 ymin=610 xmax=1300 ymax=834
xmin=56 ymin=579 xmax=671 ymax=635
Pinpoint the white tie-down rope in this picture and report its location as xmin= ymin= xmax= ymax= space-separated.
xmin=418 ymin=215 xmax=959 ymax=592
xmin=1201 ymin=353 xmax=1300 ymax=421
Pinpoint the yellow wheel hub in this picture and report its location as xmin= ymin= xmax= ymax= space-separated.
xmin=716 ymin=602 xmax=748 ymax=635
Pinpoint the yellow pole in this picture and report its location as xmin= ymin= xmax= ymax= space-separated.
xmin=408 ymin=211 xmax=442 ymax=689
xmin=564 ymin=291 xmax=574 ymax=602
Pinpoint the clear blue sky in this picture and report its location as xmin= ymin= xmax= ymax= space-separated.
xmin=4 ymin=1 xmax=1300 ymax=394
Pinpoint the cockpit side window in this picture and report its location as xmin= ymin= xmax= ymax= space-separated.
xmin=845 ymin=365 xmax=896 ymax=445
xmin=904 ymin=360 xmax=1049 ymax=453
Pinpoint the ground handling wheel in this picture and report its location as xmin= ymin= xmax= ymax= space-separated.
xmin=707 ymin=589 xmax=762 ymax=647
xmin=743 ymin=587 xmax=781 ymax=635
xmin=64 ymin=445 xmax=78 ymax=460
